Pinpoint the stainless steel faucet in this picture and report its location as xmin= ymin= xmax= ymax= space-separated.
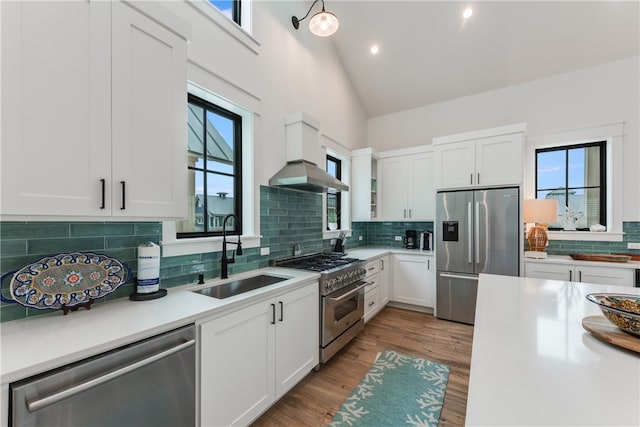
xmin=221 ymin=214 xmax=242 ymax=279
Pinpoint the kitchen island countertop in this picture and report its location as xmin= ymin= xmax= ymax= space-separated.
xmin=467 ymin=274 xmax=640 ymax=426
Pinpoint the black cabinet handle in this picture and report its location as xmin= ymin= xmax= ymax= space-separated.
xmin=279 ymin=301 xmax=284 ymax=322
xmin=270 ymin=303 xmax=276 ymax=324
xmin=100 ymin=179 xmax=106 ymax=209
xmin=120 ymin=181 xmax=126 ymax=210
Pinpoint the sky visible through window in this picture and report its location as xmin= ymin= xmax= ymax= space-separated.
xmin=537 ymin=149 xmax=585 ymax=191
xmin=196 ymin=112 xmax=234 ymax=197
xmin=209 ymin=0 xmax=233 ymax=19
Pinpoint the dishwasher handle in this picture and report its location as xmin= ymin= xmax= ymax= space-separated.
xmin=27 ymin=338 xmax=195 ymax=413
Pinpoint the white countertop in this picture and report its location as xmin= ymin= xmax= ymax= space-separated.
xmin=345 ymin=246 xmax=434 ymax=260
xmin=0 ymin=267 xmax=319 ymax=384
xmin=525 ymin=254 xmax=640 ymax=270
xmin=466 ymin=274 xmax=640 ymax=426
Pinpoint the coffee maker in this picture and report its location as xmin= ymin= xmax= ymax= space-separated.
xmin=403 ymin=230 xmax=418 ymax=249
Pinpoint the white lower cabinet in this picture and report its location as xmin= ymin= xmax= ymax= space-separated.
xmin=363 ymin=256 xmax=390 ymax=322
xmin=524 ymin=262 xmax=635 ymax=287
xmin=391 ymin=254 xmax=435 ymax=307
xmin=199 ymin=282 xmax=319 ymax=426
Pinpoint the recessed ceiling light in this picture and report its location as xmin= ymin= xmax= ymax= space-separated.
xmin=463 ymin=7 xmax=473 ymax=19
xmin=370 ymin=45 xmax=379 ymax=55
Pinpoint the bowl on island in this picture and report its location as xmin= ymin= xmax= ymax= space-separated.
xmin=586 ymin=293 xmax=640 ymax=337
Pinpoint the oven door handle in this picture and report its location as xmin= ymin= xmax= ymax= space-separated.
xmin=326 ymin=282 xmax=368 ymax=302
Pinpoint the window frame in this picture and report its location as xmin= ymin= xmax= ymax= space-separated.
xmin=326 ymin=154 xmax=342 ymax=230
xmin=178 ymin=93 xmax=243 ymax=239
xmin=535 ymin=140 xmax=607 ymax=230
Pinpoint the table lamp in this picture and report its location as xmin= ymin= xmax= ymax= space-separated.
xmin=524 ymin=199 xmax=557 ymax=258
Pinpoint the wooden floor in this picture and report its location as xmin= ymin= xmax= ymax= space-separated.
xmin=252 ymin=306 xmax=474 ymax=426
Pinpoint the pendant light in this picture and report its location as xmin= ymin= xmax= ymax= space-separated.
xmin=292 ymin=0 xmax=339 ymax=37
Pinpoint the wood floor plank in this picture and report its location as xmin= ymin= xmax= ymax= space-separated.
xmin=252 ymin=306 xmax=474 ymax=426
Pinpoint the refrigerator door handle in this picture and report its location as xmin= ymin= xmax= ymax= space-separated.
xmin=439 ymin=272 xmax=479 ymax=281
xmin=475 ymin=202 xmax=480 ymax=264
xmin=467 ymin=202 xmax=473 ymax=264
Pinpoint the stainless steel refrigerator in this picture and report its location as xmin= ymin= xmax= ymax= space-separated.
xmin=436 ymin=187 xmax=520 ymax=324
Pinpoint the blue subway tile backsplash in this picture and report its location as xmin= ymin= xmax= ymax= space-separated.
xmin=1 ymin=192 xmax=639 ymax=322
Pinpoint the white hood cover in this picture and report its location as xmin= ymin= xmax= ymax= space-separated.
xmin=269 ymin=113 xmax=349 ymax=193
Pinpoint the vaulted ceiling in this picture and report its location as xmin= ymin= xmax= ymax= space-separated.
xmin=327 ymin=1 xmax=640 ymax=118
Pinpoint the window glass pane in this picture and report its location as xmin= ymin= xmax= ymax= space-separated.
xmin=205 ymin=159 xmax=234 ymax=174
xmin=568 ymin=146 xmax=600 ymax=187
xmin=537 ymin=150 xmax=566 ymax=190
xmin=206 ymin=173 xmax=235 ymax=230
xmin=537 ymin=191 xmax=563 ymax=228
xmin=176 ymin=170 xmax=204 ymax=233
xmin=584 ymin=188 xmax=601 ymax=228
xmin=187 ymin=104 xmax=204 ymax=155
xmin=327 ymin=160 xmax=337 ymax=177
xmin=206 ymin=111 xmax=235 ymax=164
xmin=209 ymin=0 xmax=234 ymax=19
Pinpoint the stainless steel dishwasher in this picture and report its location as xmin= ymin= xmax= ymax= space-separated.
xmin=10 ymin=324 xmax=196 ymax=427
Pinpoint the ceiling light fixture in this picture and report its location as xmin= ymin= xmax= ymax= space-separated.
xmin=370 ymin=45 xmax=379 ymax=55
xmin=292 ymin=0 xmax=339 ymax=37
xmin=463 ymin=7 xmax=473 ymax=19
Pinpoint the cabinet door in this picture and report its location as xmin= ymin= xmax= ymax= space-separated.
xmin=475 ymin=134 xmax=523 ymax=186
xmin=111 ymin=2 xmax=187 ymax=218
xmin=379 ymin=256 xmax=390 ymax=305
xmin=200 ymin=300 xmax=275 ymax=427
xmin=434 ymin=141 xmax=475 ymax=190
xmin=392 ymin=254 xmax=432 ymax=307
xmin=381 ymin=157 xmax=409 ymax=220
xmin=1 ymin=1 xmax=111 ymax=216
xmin=408 ymin=152 xmax=435 ymax=220
xmin=524 ymin=263 xmax=572 ymax=281
xmin=575 ymin=266 xmax=635 ymax=287
xmin=364 ymin=281 xmax=380 ymax=323
xmin=274 ymin=284 xmax=319 ymax=398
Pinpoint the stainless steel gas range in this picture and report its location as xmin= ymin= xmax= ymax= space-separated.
xmin=273 ymin=253 xmax=367 ymax=363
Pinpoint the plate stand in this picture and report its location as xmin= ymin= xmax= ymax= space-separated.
xmin=61 ymin=299 xmax=95 ymax=316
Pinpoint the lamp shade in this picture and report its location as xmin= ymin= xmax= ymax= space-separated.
xmin=309 ymin=10 xmax=339 ymax=37
xmin=523 ymin=199 xmax=557 ymax=224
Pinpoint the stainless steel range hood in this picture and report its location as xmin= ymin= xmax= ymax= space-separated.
xmin=269 ymin=159 xmax=348 ymax=193
xmin=269 ymin=113 xmax=349 ymax=193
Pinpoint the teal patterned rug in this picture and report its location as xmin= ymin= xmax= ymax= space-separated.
xmin=329 ymin=350 xmax=450 ymax=427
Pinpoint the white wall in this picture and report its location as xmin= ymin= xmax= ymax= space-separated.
xmin=163 ymin=0 xmax=367 ymax=233
xmin=367 ymin=56 xmax=640 ymax=221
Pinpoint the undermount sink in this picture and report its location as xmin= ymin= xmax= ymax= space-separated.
xmin=193 ymin=274 xmax=289 ymax=299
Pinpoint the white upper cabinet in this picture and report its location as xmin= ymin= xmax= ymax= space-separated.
xmin=433 ymin=125 xmax=525 ymax=190
xmin=1 ymin=1 xmax=188 ymax=219
xmin=380 ymin=150 xmax=434 ymax=221
xmin=111 ymin=2 xmax=187 ymax=218
xmin=1 ymin=1 xmax=112 ymax=217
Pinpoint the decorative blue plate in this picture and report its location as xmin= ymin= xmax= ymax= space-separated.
xmin=3 ymin=252 xmax=130 ymax=310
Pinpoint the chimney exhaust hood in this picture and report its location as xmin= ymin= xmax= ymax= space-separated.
xmin=269 ymin=113 xmax=349 ymax=193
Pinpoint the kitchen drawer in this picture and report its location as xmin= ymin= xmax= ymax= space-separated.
xmin=364 ymin=286 xmax=380 ymax=322
xmin=365 ymin=260 xmax=381 ymax=278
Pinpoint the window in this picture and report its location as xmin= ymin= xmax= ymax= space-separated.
xmin=208 ymin=0 xmax=241 ymax=25
xmin=326 ymin=155 xmax=341 ymax=230
xmin=535 ymin=141 xmax=606 ymax=230
xmin=178 ymin=94 xmax=242 ymax=238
